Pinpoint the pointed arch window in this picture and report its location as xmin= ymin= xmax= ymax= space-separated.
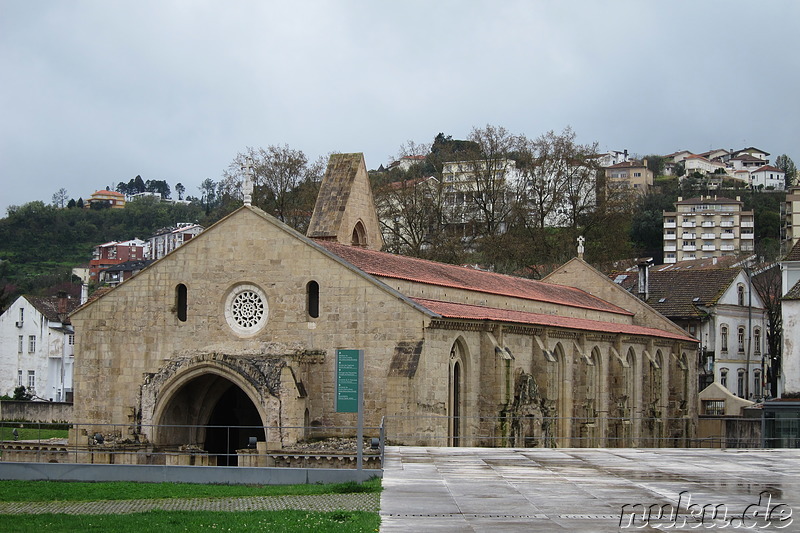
xmin=351 ymin=221 xmax=367 ymax=247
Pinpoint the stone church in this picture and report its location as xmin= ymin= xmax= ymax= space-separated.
xmin=70 ymin=153 xmax=698 ymax=460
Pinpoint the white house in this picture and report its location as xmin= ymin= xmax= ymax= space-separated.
xmin=147 ymin=223 xmax=205 ymax=261
xmin=614 ymin=262 xmax=769 ymax=398
xmin=0 ymin=294 xmax=81 ymax=401
xmin=749 ymin=165 xmax=785 ymax=190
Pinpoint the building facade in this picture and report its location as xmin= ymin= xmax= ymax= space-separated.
xmin=0 ymin=294 xmax=80 ymax=401
xmin=89 ymin=239 xmax=146 ymax=282
xmin=605 ymin=159 xmax=654 ymax=195
xmin=663 ymin=196 xmax=755 ymax=263
xmin=69 ymin=153 xmax=698 ymax=463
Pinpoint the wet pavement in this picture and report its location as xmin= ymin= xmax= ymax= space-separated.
xmin=379 ymin=447 xmax=800 ymax=532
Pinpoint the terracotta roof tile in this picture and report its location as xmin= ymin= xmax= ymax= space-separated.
xmin=785 ymin=240 xmax=800 ymax=261
xmin=412 ymin=298 xmax=696 ymax=343
xmin=27 ymin=295 xmax=81 ymax=324
xmin=319 ymin=241 xmax=632 ymax=315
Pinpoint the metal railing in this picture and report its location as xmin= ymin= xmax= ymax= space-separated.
xmin=0 ymin=420 xmax=386 ymax=468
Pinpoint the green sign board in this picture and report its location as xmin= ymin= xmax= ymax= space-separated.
xmin=336 ymin=349 xmax=361 ymax=413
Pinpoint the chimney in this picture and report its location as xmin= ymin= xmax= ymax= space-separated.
xmin=57 ymin=290 xmax=68 ymax=320
xmin=637 ymin=258 xmax=653 ymax=302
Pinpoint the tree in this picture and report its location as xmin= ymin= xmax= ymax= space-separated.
xmin=67 ymin=198 xmax=76 ymax=209
xmin=752 ymin=263 xmax=782 ymax=397
xmin=175 ymin=183 xmax=186 ymax=200
xmin=643 ymin=155 xmax=666 ymax=177
xmin=775 ymin=154 xmax=797 ymax=188
xmin=145 ymin=179 xmax=171 ymax=199
xmin=76 ymin=197 xmax=84 ymax=209
xmin=223 ymin=145 xmax=322 ymax=227
xmin=51 ymin=188 xmax=69 ymax=208
xmin=199 ymin=179 xmax=217 ymax=214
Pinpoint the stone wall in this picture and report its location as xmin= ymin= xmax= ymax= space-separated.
xmin=0 ymin=400 xmax=72 ymax=423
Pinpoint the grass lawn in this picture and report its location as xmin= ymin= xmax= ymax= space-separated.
xmin=0 ymin=478 xmax=381 ymax=502
xmin=0 ymin=426 xmax=69 ymax=441
xmin=0 ymin=479 xmax=382 ymax=532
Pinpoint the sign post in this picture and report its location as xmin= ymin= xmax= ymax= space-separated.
xmin=336 ymin=349 xmax=364 ymax=474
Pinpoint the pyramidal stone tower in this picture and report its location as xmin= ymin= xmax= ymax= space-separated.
xmin=306 ymin=153 xmax=384 ymax=251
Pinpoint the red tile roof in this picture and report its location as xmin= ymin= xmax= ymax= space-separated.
xmin=412 ymin=298 xmax=696 ymax=342
xmin=318 ymin=241 xmax=632 ymax=316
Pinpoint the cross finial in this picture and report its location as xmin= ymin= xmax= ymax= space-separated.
xmin=241 ymin=157 xmax=255 ymax=206
xmin=577 ymin=235 xmax=585 ymax=259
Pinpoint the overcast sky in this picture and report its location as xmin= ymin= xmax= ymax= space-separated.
xmin=2 ymin=0 xmax=798 ymax=215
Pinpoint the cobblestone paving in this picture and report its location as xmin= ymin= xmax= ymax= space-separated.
xmin=0 ymin=493 xmax=380 ymax=515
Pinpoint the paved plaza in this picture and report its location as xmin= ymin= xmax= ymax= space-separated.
xmin=379 ymin=446 xmax=800 ymax=532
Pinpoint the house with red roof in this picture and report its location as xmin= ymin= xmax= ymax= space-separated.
xmin=68 ymin=153 xmax=698 ymax=464
xmin=86 ymin=189 xmax=126 ymax=209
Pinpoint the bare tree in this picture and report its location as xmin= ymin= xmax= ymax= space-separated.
xmin=224 ymin=145 xmax=320 ymax=228
xmin=51 ymin=188 xmax=69 ymax=208
xmin=752 ymin=263 xmax=783 ymax=397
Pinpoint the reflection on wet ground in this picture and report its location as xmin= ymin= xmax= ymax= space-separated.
xmin=380 ymin=447 xmax=800 ymax=532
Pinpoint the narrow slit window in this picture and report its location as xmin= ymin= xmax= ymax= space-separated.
xmin=176 ymin=283 xmax=188 ymax=322
xmin=307 ymin=280 xmax=319 ymax=319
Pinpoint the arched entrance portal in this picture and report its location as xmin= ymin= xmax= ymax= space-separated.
xmin=154 ymin=373 xmax=266 ymax=466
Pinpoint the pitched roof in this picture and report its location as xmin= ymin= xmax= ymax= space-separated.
xmin=784 ymin=239 xmax=800 ymax=261
xmin=752 ymin=165 xmax=782 ymax=173
xmin=318 ymin=241 xmax=632 ymax=316
xmin=613 ymin=268 xmax=740 ymax=319
xmin=606 ymin=160 xmax=646 ymax=169
xmin=412 ymin=298 xmax=695 ymax=343
xmin=26 ymin=295 xmax=81 ymax=324
xmin=784 ymin=280 xmax=800 ymax=300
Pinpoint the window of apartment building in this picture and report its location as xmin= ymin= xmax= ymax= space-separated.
xmin=633 ymin=172 xmax=642 ymax=177
xmin=28 ymin=335 xmax=36 ymax=353
xmin=27 ymin=370 xmax=35 ymax=390
xmin=737 ymin=370 xmax=745 ymax=397
xmin=18 ymin=335 xmax=23 ymax=353
xmin=754 ymin=370 xmax=762 ymax=397
xmin=738 ymin=326 xmax=745 ymax=352
xmin=721 ymin=325 xmax=728 ymax=352
xmin=754 ymin=328 xmax=761 ymax=354
xmin=720 ymin=368 xmax=728 ymax=388
xmin=18 ymin=370 xmax=23 ymax=386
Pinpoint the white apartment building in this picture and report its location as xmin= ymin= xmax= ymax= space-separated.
xmin=147 ymin=223 xmax=204 ymax=260
xmin=0 ymin=294 xmax=80 ymax=401
xmin=663 ymin=196 xmax=755 ymax=263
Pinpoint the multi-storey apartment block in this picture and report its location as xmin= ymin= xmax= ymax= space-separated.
xmin=88 ymin=239 xmax=146 ymax=281
xmin=663 ymin=196 xmax=754 ymax=263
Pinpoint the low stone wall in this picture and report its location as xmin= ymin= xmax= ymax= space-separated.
xmin=0 ymin=401 xmax=73 ymax=423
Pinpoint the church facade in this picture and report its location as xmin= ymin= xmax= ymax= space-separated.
xmin=69 ymin=153 xmax=698 ymax=459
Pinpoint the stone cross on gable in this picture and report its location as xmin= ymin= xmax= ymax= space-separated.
xmin=577 ymin=235 xmax=585 ymax=259
xmin=241 ymin=157 xmax=255 ymax=206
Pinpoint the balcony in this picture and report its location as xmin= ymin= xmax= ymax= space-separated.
xmin=720 ymin=221 xmax=735 ymax=227
xmin=664 ymin=257 xmax=677 ymax=264
xmin=702 ymin=244 xmax=716 ymax=251
xmin=664 ymin=234 xmax=676 ymax=240
xmin=741 ymin=233 xmax=754 ymax=240
xmin=664 ymin=221 xmax=677 ymax=229
xmin=701 ymin=233 xmax=716 ymax=240
xmin=683 ymin=245 xmax=697 ymax=252
xmin=682 ymin=233 xmax=697 ymax=240
xmin=721 ymin=233 xmax=735 ymax=239
xmin=742 ymin=243 xmax=755 ymax=251
xmin=721 ymin=244 xmax=735 ymax=251
xmin=741 ymin=220 xmax=754 ymax=228
xmin=664 ymin=245 xmax=677 ymax=252
xmin=681 ymin=221 xmax=697 ymax=228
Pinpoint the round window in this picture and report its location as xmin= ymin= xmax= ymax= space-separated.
xmin=224 ymin=283 xmax=268 ymax=335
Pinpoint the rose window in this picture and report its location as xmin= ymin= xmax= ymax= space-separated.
xmin=225 ymin=283 xmax=268 ymax=335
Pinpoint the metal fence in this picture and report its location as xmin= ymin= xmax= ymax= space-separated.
xmin=0 ymin=420 xmax=387 ymax=469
